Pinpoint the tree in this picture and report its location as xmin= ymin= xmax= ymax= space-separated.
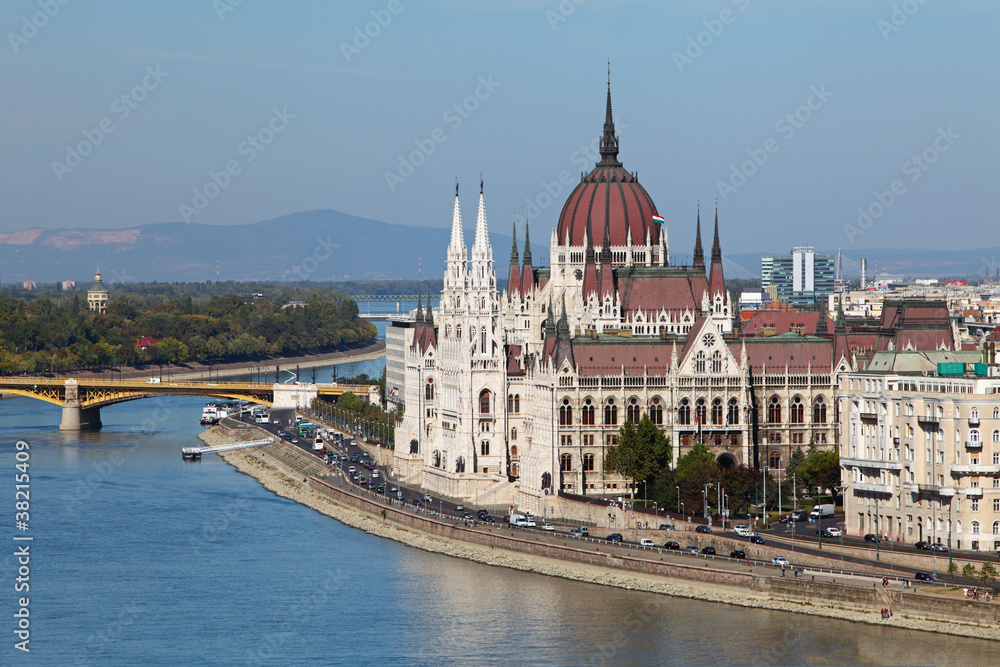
xmin=979 ymin=562 xmax=998 ymax=586
xmin=962 ymin=563 xmax=977 ymax=581
xmin=672 ymin=442 xmax=718 ymax=515
xmin=947 ymin=561 xmax=958 ymax=579
xmin=604 ymin=414 xmax=671 ymax=498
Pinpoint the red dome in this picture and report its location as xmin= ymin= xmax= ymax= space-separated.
xmin=556 ymin=82 xmax=660 ymax=248
xmin=556 ymin=165 xmax=660 ymax=248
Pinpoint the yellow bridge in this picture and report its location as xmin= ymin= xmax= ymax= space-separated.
xmin=0 ymin=376 xmax=372 ymax=430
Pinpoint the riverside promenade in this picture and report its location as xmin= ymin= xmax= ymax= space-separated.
xmin=202 ymin=423 xmax=1000 ymax=641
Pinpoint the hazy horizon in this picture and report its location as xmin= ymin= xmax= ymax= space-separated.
xmin=2 ymin=1 xmax=996 ymax=257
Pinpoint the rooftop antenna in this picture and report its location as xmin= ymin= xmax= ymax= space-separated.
xmin=216 ymin=257 xmax=220 ymax=282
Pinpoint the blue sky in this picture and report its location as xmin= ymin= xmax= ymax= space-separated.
xmin=1 ymin=0 xmax=997 ymax=256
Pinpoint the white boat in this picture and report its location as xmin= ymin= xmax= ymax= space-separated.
xmin=200 ymin=403 xmax=219 ymax=424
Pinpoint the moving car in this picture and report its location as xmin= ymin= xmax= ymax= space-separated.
xmin=734 ymin=525 xmax=751 ymax=537
xmin=772 ymin=556 xmax=790 ymax=567
xmin=695 ymin=525 xmax=711 ymax=534
xmin=701 ymin=546 xmax=716 ymax=555
xmin=914 ymin=541 xmax=931 ymax=550
xmin=914 ymin=572 xmax=936 ymax=581
xmin=749 ymin=535 xmax=765 ymax=544
xmin=664 ymin=541 xmax=680 ymax=550
xmin=482 ymin=515 xmax=496 ymax=524
xmin=685 ymin=545 xmax=700 ymax=554
xmin=477 ymin=510 xmax=489 ymax=519
xmin=729 ymin=549 xmax=746 ymax=559
xmin=570 ymin=528 xmax=586 ymax=538
xmin=929 ymin=543 xmax=948 ymax=553
xmin=810 ymin=504 xmax=835 ymax=519
xmin=540 ymin=522 xmax=554 ymax=531
xmin=639 ymin=538 xmax=655 ymax=547
xmin=606 ymin=533 xmax=623 ymax=543
xmin=455 ymin=504 xmax=465 ymax=511
xmin=864 ymin=534 xmax=880 ymax=543
xmin=825 ymin=527 xmax=842 ymax=537
xmin=658 ymin=524 xmax=675 ymax=531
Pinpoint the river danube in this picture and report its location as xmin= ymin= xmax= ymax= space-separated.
xmin=2 ymin=362 xmax=996 ymax=665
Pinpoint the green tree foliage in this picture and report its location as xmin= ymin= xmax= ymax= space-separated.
xmin=671 ymin=442 xmax=718 ymax=514
xmin=604 ymin=415 xmax=671 ymax=497
xmin=963 ymin=563 xmax=977 ymax=581
xmin=979 ymin=562 xmax=998 ymax=586
xmin=800 ymin=448 xmax=841 ymax=496
xmin=0 ymin=285 xmax=376 ymax=373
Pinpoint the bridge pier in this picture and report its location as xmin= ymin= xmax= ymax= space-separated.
xmin=59 ymin=379 xmax=102 ymax=431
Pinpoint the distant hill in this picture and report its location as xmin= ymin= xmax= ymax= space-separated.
xmin=1 ymin=210 xmax=994 ymax=284
xmin=0 ymin=210 xmax=547 ymax=284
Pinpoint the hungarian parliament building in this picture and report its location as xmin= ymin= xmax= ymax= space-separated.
xmin=387 ymin=85 xmax=955 ymax=515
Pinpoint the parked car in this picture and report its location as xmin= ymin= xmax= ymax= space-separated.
xmin=658 ymin=524 xmax=675 ymax=531
xmin=825 ymin=527 xmax=842 ymax=537
xmin=914 ymin=541 xmax=931 ymax=550
xmin=778 ymin=514 xmax=790 ymax=523
xmin=664 ymin=541 xmax=681 ymax=550
xmin=729 ymin=549 xmax=746 ymax=559
xmin=685 ymin=545 xmax=700 ymax=554
xmin=606 ymin=533 xmax=623 ymax=543
xmin=701 ymin=546 xmax=716 ymax=555
xmin=772 ymin=556 xmax=790 ymax=567
xmin=749 ymin=535 xmax=765 ymax=544
xmin=639 ymin=538 xmax=655 ymax=547
xmin=791 ymin=510 xmax=809 ymax=522
xmin=695 ymin=525 xmax=711 ymax=534
xmin=929 ymin=543 xmax=948 ymax=552
xmin=914 ymin=572 xmax=936 ymax=581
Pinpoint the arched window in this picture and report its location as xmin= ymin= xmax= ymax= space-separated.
xmin=583 ymin=453 xmax=595 ymax=471
xmin=971 ymin=408 xmax=979 ymax=421
xmin=559 ymin=399 xmax=573 ymax=426
xmin=994 ymin=408 xmax=1000 ymax=420
xmin=514 ymin=394 xmax=520 ymax=412
xmin=813 ymin=396 xmax=827 ymax=424
xmin=455 ymin=456 xmax=465 ymax=473
xmin=768 ymin=396 xmax=782 ymax=424
xmin=790 ymin=396 xmax=804 ymax=424
xmin=456 ymin=324 xmax=462 ymax=339
xmin=678 ymin=399 xmax=691 ymax=426
xmin=510 ymin=428 xmax=517 ymax=441
xmin=769 ymin=452 xmax=781 ymax=469
xmin=649 ymin=397 xmax=663 ymax=425
xmin=971 ymin=521 xmax=981 ymax=535
xmin=445 ymin=324 xmax=451 ymax=338
xmin=510 ymin=445 xmax=518 ymax=457
xmin=582 ymin=398 xmax=596 ymax=425
xmin=711 ymin=350 xmax=722 ymax=374
xmin=993 ymin=521 xmax=1000 ymax=535
xmin=432 ymin=450 xmax=441 ymax=468
xmin=993 ymin=430 xmax=999 ymax=443
xmin=970 ymin=429 xmax=981 ymax=443
xmin=479 ymin=389 xmax=491 ymax=414
xmin=560 ymin=453 xmax=572 ymax=472
xmin=695 ymin=398 xmax=707 ymax=426
xmin=695 ymin=351 xmax=706 ymax=373
xmin=604 ymin=399 xmax=618 ymax=425
xmin=481 ymin=329 xmax=486 ymax=354
xmin=541 ymin=472 xmax=551 ymax=489
xmin=425 ymin=379 xmax=434 ymax=401
xmin=480 ymin=441 xmax=490 ymax=456
xmin=711 ymin=398 xmax=723 ymax=425
xmin=626 ymin=397 xmax=641 ymax=424
xmin=508 ymin=394 xmax=514 ymax=412
xmin=727 ymin=398 xmax=739 ymax=425
xmin=511 ymin=462 xmax=519 ymax=478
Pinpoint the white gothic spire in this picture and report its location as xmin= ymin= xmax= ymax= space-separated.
xmin=474 ymin=178 xmax=489 ymax=250
xmin=450 ymin=182 xmax=465 ymax=251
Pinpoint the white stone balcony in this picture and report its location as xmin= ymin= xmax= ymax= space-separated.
xmin=841 ymin=456 xmax=902 ymax=471
xmin=966 ymin=439 xmax=983 ymax=449
xmin=950 ymin=464 xmax=997 ymax=476
xmin=852 ymin=481 xmax=892 ymax=494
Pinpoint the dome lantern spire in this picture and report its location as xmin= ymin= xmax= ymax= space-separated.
xmin=598 ymin=65 xmax=621 ymax=167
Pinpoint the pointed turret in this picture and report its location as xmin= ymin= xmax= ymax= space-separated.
xmin=449 ymin=181 xmax=464 ymax=251
xmin=425 ymin=292 xmax=434 ymax=326
xmin=507 ymin=219 xmax=521 ymax=296
xmin=553 ymin=294 xmax=576 ymax=369
xmin=692 ymin=207 xmax=705 ymax=271
xmin=545 ymin=294 xmax=556 ymax=338
xmin=414 ymin=292 xmax=424 ymax=326
xmin=582 ymin=227 xmax=599 ymax=298
xmin=520 ymin=218 xmax=534 ymax=293
xmin=816 ymin=302 xmax=829 ymax=336
xmin=707 ymin=207 xmax=725 ymax=298
xmin=598 ymin=66 xmax=622 ymax=168
xmin=835 ymin=299 xmax=846 ymax=333
xmin=558 ymin=295 xmax=570 ymax=338
xmin=473 ymin=178 xmax=489 ymax=251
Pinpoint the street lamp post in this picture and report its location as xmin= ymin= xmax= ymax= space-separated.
xmin=680 ymin=502 xmax=685 ymax=519
xmin=675 ymin=486 xmax=680 ymax=515
xmin=948 ymin=500 xmax=953 ymax=573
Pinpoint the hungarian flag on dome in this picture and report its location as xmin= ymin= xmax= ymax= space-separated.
xmin=652 ymin=214 xmax=665 ymax=224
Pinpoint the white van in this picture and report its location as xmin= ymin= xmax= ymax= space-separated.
xmin=734 ymin=525 xmax=752 ymax=537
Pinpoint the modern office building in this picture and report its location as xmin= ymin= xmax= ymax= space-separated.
xmin=761 ymin=247 xmax=835 ymax=307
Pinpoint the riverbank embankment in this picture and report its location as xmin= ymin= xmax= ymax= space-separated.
xmin=199 ymin=425 xmax=1000 ymax=641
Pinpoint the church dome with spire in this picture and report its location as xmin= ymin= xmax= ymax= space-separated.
xmin=555 ymin=79 xmax=661 ymax=249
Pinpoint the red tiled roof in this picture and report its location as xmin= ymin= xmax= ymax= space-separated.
xmin=572 ymin=340 xmax=675 ymax=376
